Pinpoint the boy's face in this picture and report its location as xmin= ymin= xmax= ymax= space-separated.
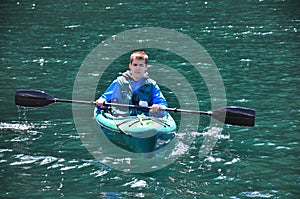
xmin=129 ymin=58 xmax=148 ymax=80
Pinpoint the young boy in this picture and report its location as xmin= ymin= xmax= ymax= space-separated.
xmin=96 ymin=51 xmax=168 ymax=117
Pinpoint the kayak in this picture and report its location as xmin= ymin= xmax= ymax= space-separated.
xmin=94 ymin=109 xmax=177 ymax=153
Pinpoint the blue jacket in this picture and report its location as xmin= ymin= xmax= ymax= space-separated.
xmin=97 ymin=76 xmax=168 ymax=117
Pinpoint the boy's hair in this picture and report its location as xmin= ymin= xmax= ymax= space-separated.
xmin=130 ymin=51 xmax=148 ymax=64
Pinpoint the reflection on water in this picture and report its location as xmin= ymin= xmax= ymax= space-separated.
xmin=0 ymin=122 xmax=34 ymax=131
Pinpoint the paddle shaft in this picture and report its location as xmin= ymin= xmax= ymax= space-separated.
xmin=55 ymin=98 xmax=96 ymax=106
xmin=105 ymin=102 xmax=211 ymax=116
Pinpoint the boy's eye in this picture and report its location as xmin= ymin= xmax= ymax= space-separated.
xmin=133 ymin=64 xmax=145 ymax=67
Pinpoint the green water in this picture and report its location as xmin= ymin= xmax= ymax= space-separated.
xmin=1 ymin=0 xmax=299 ymax=198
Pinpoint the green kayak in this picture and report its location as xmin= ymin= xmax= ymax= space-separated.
xmin=94 ymin=109 xmax=177 ymax=153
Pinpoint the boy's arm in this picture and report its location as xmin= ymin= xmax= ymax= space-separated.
xmin=151 ymin=84 xmax=168 ymax=117
xmin=96 ymin=80 xmax=119 ymax=109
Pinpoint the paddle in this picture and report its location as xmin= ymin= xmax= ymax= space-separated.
xmin=15 ymin=89 xmax=255 ymax=127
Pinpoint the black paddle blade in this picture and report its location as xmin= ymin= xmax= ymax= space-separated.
xmin=211 ymin=106 xmax=256 ymax=127
xmin=15 ymin=89 xmax=56 ymax=107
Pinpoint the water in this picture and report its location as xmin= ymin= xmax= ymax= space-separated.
xmin=1 ymin=0 xmax=299 ymax=198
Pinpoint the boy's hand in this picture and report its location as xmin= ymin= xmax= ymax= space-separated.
xmin=149 ymin=104 xmax=161 ymax=114
xmin=96 ymin=99 xmax=106 ymax=108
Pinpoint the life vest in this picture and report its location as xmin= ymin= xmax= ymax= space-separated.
xmin=111 ymin=76 xmax=155 ymax=116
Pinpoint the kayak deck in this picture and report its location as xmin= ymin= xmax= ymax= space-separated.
xmin=94 ymin=109 xmax=176 ymax=153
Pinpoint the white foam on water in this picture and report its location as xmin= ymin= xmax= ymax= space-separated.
xmin=0 ymin=122 xmax=34 ymax=131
